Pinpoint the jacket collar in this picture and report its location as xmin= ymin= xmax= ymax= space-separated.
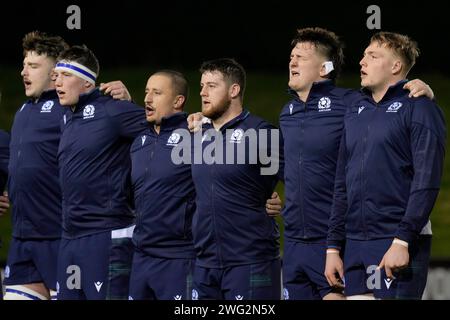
xmin=361 ymin=79 xmax=409 ymax=104
xmin=288 ymin=79 xmax=335 ymax=102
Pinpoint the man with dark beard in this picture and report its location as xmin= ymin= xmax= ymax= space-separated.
xmin=190 ymin=58 xmax=283 ymax=300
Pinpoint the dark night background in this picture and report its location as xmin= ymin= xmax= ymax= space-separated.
xmin=0 ymin=0 xmax=449 ymax=74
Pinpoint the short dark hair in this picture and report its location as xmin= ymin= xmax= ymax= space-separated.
xmin=291 ymin=27 xmax=344 ymax=80
xmin=370 ymin=32 xmax=419 ymax=75
xmin=22 ymin=31 xmax=69 ymax=61
xmin=200 ymin=58 xmax=246 ymax=99
xmin=154 ymin=70 xmax=189 ymax=105
xmin=58 ymin=45 xmax=100 ymax=77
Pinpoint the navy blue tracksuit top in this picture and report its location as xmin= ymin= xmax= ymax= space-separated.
xmin=328 ymin=80 xmax=446 ymax=248
xmin=280 ymin=80 xmax=361 ymax=241
xmin=58 ymin=88 xmax=146 ymax=239
xmin=131 ymin=112 xmax=196 ymax=259
xmin=191 ymin=110 xmax=282 ymax=268
xmin=8 ymin=90 xmax=65 ymax=239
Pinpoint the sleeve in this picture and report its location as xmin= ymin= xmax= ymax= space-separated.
xmin=395 ymin=99 xmax=447 ymax=243
xmin=277 ymin=124 xmax=285 ymax=183
xmin=327 ymin=129 xmax=348 ymax=250
xmin=0 ymin=131 xmax=10 ymax=191
xmin=106 ymin=100 xmax=146 ymax=139
xmin=257 ymin=121 xmax=284 ymax=187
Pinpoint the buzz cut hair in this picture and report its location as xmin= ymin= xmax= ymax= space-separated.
xmin=370 ymin=31 xmax=420 ymax=75
xmin=22 ymin=31 xmax=69 ymax=61
xmin=291 ymin=27 xmax=344 ymax=80
xmin=153 ymin=70 xmax=189 ymax=106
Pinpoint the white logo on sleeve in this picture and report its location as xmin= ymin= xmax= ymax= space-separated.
xmin=318 ymin=97 xmax=332 ymax=112
xmin=167 ymin=133 xmax=181 ymax=146
xmin=386 ymin=102 xmax=403 ymax=113
xmin=235 ymin=295 xmax=244 ymax=300
xmin=141 ymin=135 xmax=147 ymax=146
xmin=283 ymin=288 xmax=289 ymax=300
xmin=384 ymin=277 xmax=395 ymax=289
xmin=192 ymin=289 xmax=199 ymax=300
xmin=4 ymin=265 xmax=10 ymax=278
xmin=83 ymin=105 xmax=95 ymax=119
xmin=174 ymin=295 xmax=182 ymax=300
xmin=41 ymin=100 xmax=54 ymax=113
xmin=289 ymin=104 xmax=294 ymax=115
xmin=358 ymin=106 xmax=365 ymax=114
xmin=94 ymin=281 xmax=103 ymax=292
xmin=230 ymin=128 xmax=244 ymax=143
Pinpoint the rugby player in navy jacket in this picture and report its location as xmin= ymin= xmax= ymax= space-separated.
xmin=128 ymin=70 xmax=196 ymax=300
xmin=279 ymin=28 xmax=434 ymax=301
xmin=2 ymin=32 xmax=69 ymax=301
xmin=0 ymin=130 xmax=9 ymax=196
xmin=190 ymin=59 xmax=283 ymax=300
xmin=326 ymin=32 xmax=446 ymax=300
xmin=54 ymin=45 xmax=146 ymax=300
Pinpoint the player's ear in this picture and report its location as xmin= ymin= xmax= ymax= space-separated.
xmin=392 ymin=59 xmax=402 ymax=75
xmin=230 ymin=83 xmax=241 ymax=99
xmin=173 ymin=95 xmax=185 ymax=110
xmin=84 ymin=81 xmax=93 ymax=88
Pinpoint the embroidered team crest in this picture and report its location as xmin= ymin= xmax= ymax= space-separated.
xmin=318 ymin=97 xmax=331 ymax=112
xmin=230 ymin=128 xmax=244 ymax=143
xmin=167 ymin=133 xmax=181 ymax=146
xmin=386 ymin=102 xmax=403 ymax=113
xmin=83 ymin=105 xmax=95 ymax=119
xmin=41 ymin=100 xmax=54 ymax=113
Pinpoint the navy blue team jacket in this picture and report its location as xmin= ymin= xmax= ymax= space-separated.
xmin=131 ymin=112 xmax=196 ymax=259
xmin=8 ymin=90 xmax=65 ymax=239
xmin=58 ymin=88 xmax=146 ymax=239
xmin=0 ymin=130 xmax=9 ymax=191
xmin=191 ymin=110 xmax=281 ymax=268
xmin=328 ymin=80 xmax=446 ymax=248
xmin=280 ymin=80 xmax=361 ymax=241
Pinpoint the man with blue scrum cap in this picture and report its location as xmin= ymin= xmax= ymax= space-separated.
xmin=54 ymin=45 xmax=146 ymax=300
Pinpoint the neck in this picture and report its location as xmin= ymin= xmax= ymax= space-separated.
xmin=296 ymin=89 xmax=310 ymax=102
xmin=295 ymin=78 xmax=326 ymax=102
xmin=154 ymin=124 xmax=160 ymax=134
xmin=371 ymin=77 xmax=404 ymax=103
xmin=212 ymin=100 xmax=243 ymax=130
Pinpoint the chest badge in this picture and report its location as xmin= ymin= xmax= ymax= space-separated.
xmin=318 ymin=97 xmax=331 ymax=112
xmin=386 ymin=102 xmax=403 ymax=113
xmin=41 ymin=100 xmax=54 ymax=113
xmin=83 ymin=105 xmax=95 ymax=119
xmin=167 ymin=132 xmax=181 ymax=146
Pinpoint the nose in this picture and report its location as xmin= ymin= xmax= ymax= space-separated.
xmin=21 ymin=65 xmax=27 ymax=77
xmin=144 ymin=92 xmax=152 ymax=105
xmin=289 ymin=57 xmax=297 ymax=68
xmin=55 ymin=73 xmax=62 ymax=87
xmin=359 ymin=56 xmax=366 ymax=67
xmin=200 ymin=86 xmax=207 ymax=97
